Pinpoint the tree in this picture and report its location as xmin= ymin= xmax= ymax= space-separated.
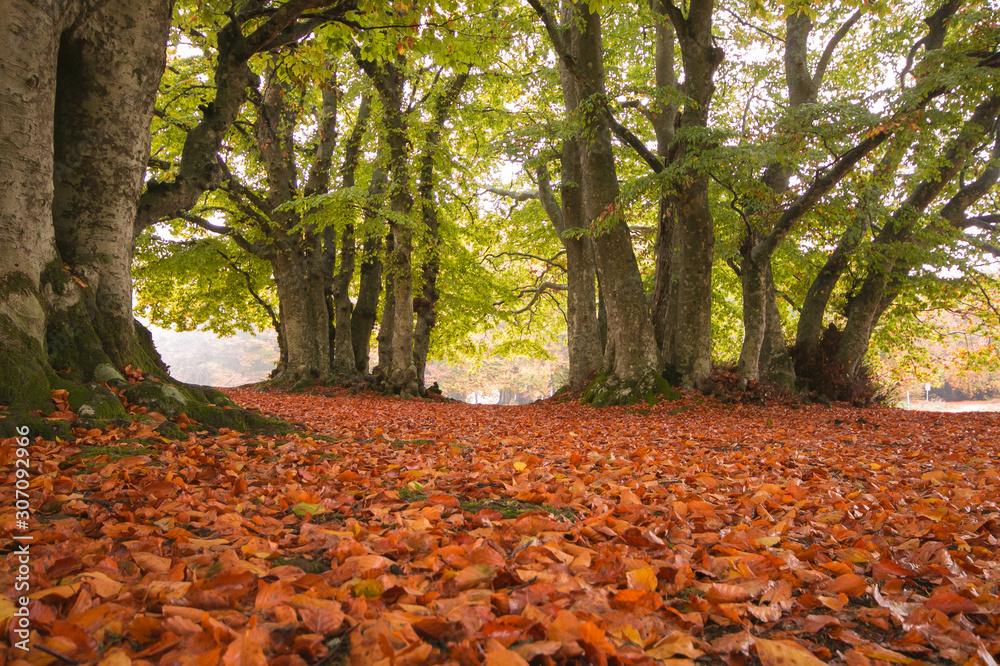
xmin=1 ymin=0 xmax=173 ymax=430
xmin=0 ymin=0 xmax=360 ymax=433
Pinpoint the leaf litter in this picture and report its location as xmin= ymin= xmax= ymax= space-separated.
xmin=1 ymin=386 xmax=999 ymax=665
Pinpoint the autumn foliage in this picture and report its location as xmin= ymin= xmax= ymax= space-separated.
xmin=2 ymin=387 xmax=1000 ymax=665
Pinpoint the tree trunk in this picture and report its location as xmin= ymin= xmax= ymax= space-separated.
xmin=356 ymin=54 xmax=419 ymax=396
xmin=330 ymin=95 xmax=371 ymax=377
xmin=413 ymin=74 xmax=468 ymax=390
xmin=574 ymin=4 xmax=660 ymax=389
xmin=836 ymin=95 xmax=1000 ymax=375
xmin=535 ymin=144 xmax=601 ymax=389
xmin=375 ymin=234 xmax=395 ymax=376
xmin=1 ymin=0 xmax=171 ymax=410
xmin=649 ymin=1 xmax=681 ymax=362
xmin=669 ymin=179 xmax=715 ymax=385
xmin=272 ymin=252 xmax=332 ymax=381
xmin=1 ymin=0 xmax=279 ymax=437
xmin=657 ymin=0 xmax=722 ymax=388
xmin=352 ymin=166 xmax=388 ymax=373
xmin=795 ymin=202 xmax=874 ymax=352
xmin=50 ymin=0 xmax=173 ymax=368
xmin=0 ymin=1 xmax=69 ymax=409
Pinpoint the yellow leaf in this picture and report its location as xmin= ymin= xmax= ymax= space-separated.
xmin=0 ymin=597 xmax=15 ymax=623
xmin=754 ymin=637 xmax=825 ymax=666
xmin=626 ymin=566 xmax=658 ymax=592
xmin=454 ymin=564 xmax=495 ymax=590
xmin=646 ymin=633 xmax=704 ymax=659
xmin=292 ymin=502 xmax=324 ymax=518
xmin=353 ymin=579 xmax=384 ymax=598
xmin=513 ymin=461 xmax=527 ymax=471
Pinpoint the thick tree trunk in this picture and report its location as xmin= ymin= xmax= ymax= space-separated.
xmin=356 ymin=54 xmax=419 ymax=396
xmin=669 ymin=181 xmax=715 ymax=385
xmin=0 ymin=0 xmax=278 ymax=437
xmin=758 ymin=269 xmax=794 ymax=385
xmin=1 ymin=0 xmax=170 ymax=408
xmin=412 ymin=74 xmax=468 ymax=390
xmin=387 ymin=220 xmax=418 ymax=396
xmin=50 ymin=0 xmax=173 ymax=368
xmin=0 ymin=2 xmax=68 ymax=408
xmin=412 ymin=226 xmax=438 ymax=389
xmin=737 ymin=253 xmax=767 ymax=382
xmin=272 ymin=253 xmax=332 ymax=381
xmin=657 ymin=0 xmax=722 ymax=388
xmin=574 ymin=5 xmax=661 ymax=388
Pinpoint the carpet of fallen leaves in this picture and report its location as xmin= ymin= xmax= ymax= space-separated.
xmin=2 ymin=388 xmax=1000 ymax=666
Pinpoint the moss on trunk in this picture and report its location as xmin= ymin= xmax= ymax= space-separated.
xmin=581 ymin=368 xmax=682 ymax=407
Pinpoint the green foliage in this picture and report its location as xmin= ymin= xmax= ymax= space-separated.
xmin=134 ymin=233 xmax=276 ymax=337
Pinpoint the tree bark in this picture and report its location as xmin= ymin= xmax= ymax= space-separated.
xmin=0 ymin=1 xmax=72 ymax=408
xmin=375 ymin=235 xmax=396 ymax=376
xmin=649 ymin=0 xmax=680 ymax=359
xmin=352 ymin=165 xmax=388 ymax=373
xmin=540 ymin=34 xmax=603 ymax=389
xmin=49 ymin=0 xmax=173 ymax=368
xmin=413 ymin=74 xmax=469 ymax=390
xmin=331 ymin=95 xmax=371 ymax=377
xmin=273 ymin=253 xmax=331 ymax=380
xmin=573 ymin=3 xmax=661 ymax=388
xmin=794 ymin=146 xmax=908 ymax=351
xmin=246 ymin=69 xmax=334 ymax=382
xmin=538 ymin=160 xmax=602 ymax=389
xmin=355 ymin=55 xmax=420 ymax=396
xmin=661 ymin=0 xmax=723 ymax=387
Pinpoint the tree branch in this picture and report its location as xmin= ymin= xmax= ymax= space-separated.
xmin=813 ymin=9 xmax=863 ymax=90
xmin=487 ymin=187 xmax=538 ymax=202
xmin=217 ymin=250 xmax=280 ymax=331
xmin=526 ymin=0 xmax=663 ymax=173
xmin=178 ymin=212 xmax=266 ymax=258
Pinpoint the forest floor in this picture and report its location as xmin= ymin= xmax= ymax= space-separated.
xmin=2 ymin=387 xmax=999 ymax=665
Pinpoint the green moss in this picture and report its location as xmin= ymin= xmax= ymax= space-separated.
xmin=72 ymin=444 xmax=150 ymax=460
xmin=318 ymin=453 xmax=344 ymax=461
xmin=40 ymin=260 xmax=70 ymax=296
xmin=0 ymin=411 xmax=73 ymax=440
xmin=398 ymin=487 xmax=428 ymax=503
xmin=391 ymin=439 xmax=434 ymax=449
xmin=154 ymin=420 xmax=185 ymax=440
xmin=582 ymin=369 xmax=681 ymax=407
xmin=123 ymin=380 xmax=188 ymax=417
xmin=459 ymin=498 xmax=576 ymax=521
xmin=44 ymin=300 xmax=111 ymax=379
xmin=183 ymin=400 xmax=291 ymax=435
xmin=271 ymin=557 xmax=330 ymax=574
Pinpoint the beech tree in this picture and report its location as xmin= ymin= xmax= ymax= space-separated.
xmin=0 ymin=0 xmax=362 ymax=433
